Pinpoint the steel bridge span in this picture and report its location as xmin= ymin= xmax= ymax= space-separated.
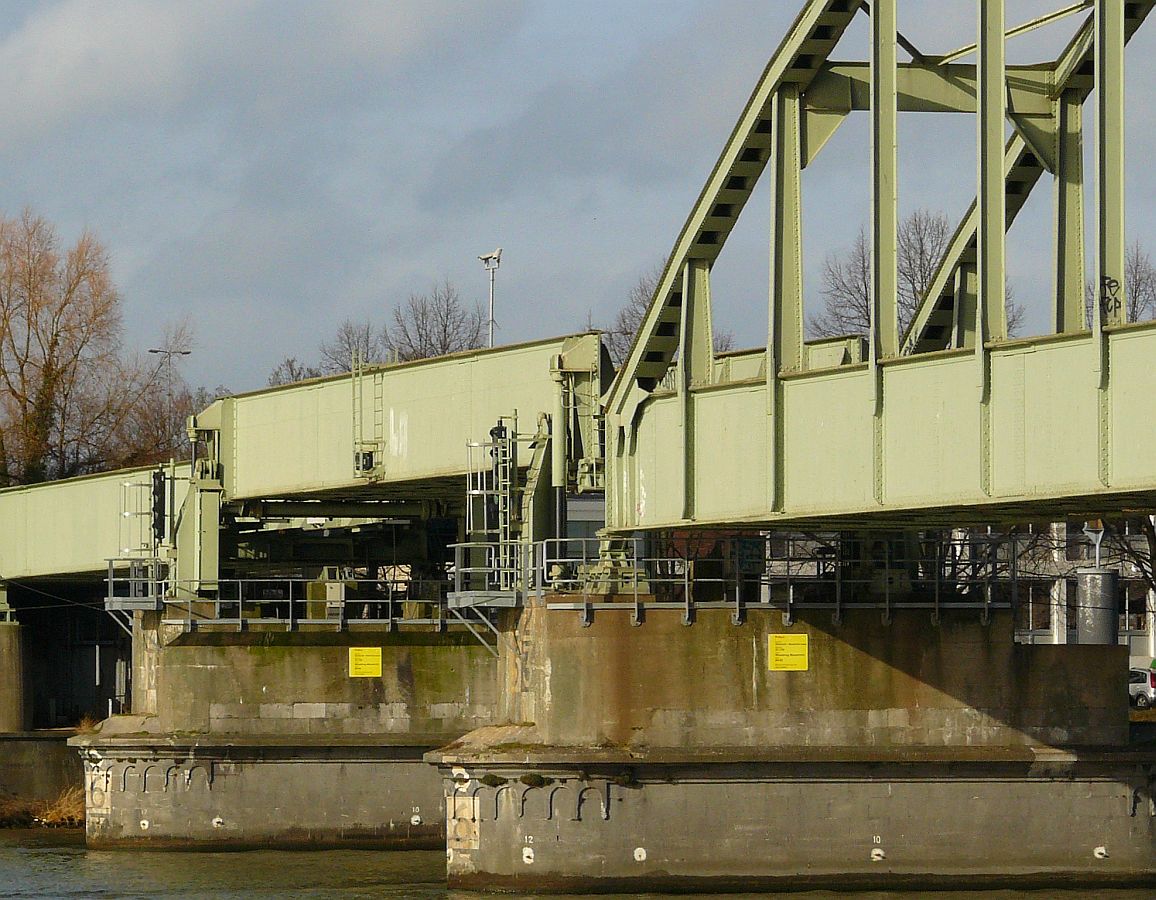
xmin=0 ymin=0 xmax=1151 ymax=891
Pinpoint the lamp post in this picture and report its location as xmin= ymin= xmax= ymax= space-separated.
xmin=148 ymin=347 xmax=191 ymax=448
xmin=478 ymin=248 xmax=502 ymax=348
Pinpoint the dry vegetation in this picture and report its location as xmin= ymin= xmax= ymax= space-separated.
xmin=0 ymin=786 xmax=84 ymax=828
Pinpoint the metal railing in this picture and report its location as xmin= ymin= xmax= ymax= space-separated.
xmin=105 ymin=557 xmax=168 ymax=612
xmin=448 ymin=540 xmax=532 ymax=607
xmin=536 ymin=534 xmax=1044 ymax=627
xmin=155 ymin=575 xmax=451 ymax=632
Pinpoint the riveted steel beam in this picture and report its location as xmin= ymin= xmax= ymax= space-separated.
xmin=767 ymin=84 xmax=805 ymax=513
xmin=1054 ymin=89 xmax=1086 ymax=334
xmin=1096 ymin=0 xmax=1126 ymax=330
xmin=607 ymin=0 xmax=858 ymax=428
xmin=978 ymin=0 xmax=1007 ymax=350
xmin=904 ymin=3 xmax=1154 ymax=354
xmin=977 ymin=0 xmax=1006 ymax=499
xmin=871 ymin=0 xmax=899 ymax=363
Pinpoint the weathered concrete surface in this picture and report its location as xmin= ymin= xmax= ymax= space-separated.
xmin=75 ymin=730 xmax=443 ymax=849
xmin=79 ymin=621 xmax=501 ymax=848
xmin=500 ymin=601 xmax=1128 ymax=749
xmin=0 ymin=621 xmax=24 ymax=732
xmin=429 ymin=599 xmax=1139 ymax=889
xmin=437 ymin=749 xmax=1156 ymax=892
xmin=149 ymin=630 xmax=498 ymax=737
xmin=0 ymin=732 xmax=81 ymax=800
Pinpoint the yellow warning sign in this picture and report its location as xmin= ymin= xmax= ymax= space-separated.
xmin=348 ymin=647 xmax=383 ymax=678
xmin=768 ymin=634 xmax=809 ymax=671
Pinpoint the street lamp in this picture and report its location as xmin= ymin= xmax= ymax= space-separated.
xmin=478 ymin=248 xmax=502 ymax=348
xmin=148 ymin=347 xmax=192 ymax=447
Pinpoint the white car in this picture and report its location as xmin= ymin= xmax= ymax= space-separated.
xmin=1129 ymin=668 xmax=1156 ymax=710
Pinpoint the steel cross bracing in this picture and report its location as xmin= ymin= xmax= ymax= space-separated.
xmin=605 ymin=0 xmax=1156 ymax=535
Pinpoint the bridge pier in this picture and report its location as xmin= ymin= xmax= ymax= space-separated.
xmin=433 ymin=597 xmax=1154 ymax=891
xmin=72 ymin=612 xmax=499 ymax=848
xmin=0 ymin=615 xmax=25 ymax=733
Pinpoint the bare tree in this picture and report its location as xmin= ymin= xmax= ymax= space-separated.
xmin=809 ymin=229 xmax=872 ymax=340
xmin=1085 ymin=240 xmax=1156 ymax=325
xmin=897 ymin=209 xmax=952 ymax=327
xmin=319 ymin=319 xmax=390 ymax=373
xmin=385 ymin=279 xmax=485 ymax=362
xmin=604 ymin=265 xmax=660 ymax=368
xmin=809 ymin=209 xmax=1024 ymax=341
xmin=0 ymin=210 xmax=158 ymax=485
xmin=268 ymin=357 xmax=323 ymax=386
xmin=605 ymin=264 xmax=735 ymax=369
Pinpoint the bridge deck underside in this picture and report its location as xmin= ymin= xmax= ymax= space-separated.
xmin=616 ymin=325 xmax=1156 ymax=532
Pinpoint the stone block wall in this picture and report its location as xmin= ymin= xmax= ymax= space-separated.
xmin=140 ymin=628 xmax=498 ymax=739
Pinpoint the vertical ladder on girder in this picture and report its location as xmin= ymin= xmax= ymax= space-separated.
xmin=464 ymin=417 xmax=520 ymax=592
xmin=373 ymin=370 xmax=385 ymax=450
xmin=351 ymin=349 xmax=381 ymax=478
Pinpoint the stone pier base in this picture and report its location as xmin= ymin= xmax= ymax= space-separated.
xmin=436 ymin=741 xmax=1156 ymax=892
xmin=74 ymin=731 xmax=447 ymax=849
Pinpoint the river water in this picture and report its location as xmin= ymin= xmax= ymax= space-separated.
xmin=2 ymin=831 xmax=1153 ymax=900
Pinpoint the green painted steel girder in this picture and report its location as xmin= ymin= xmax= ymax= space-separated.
xmin=606 ymin=0 xmax=1156 ymax=535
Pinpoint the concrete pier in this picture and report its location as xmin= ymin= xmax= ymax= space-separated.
xmin=433 ymin=598 xmax=1151 ymax=891
xmin=73 ymin=619 xmax=499 ymax=848
xmin=0 ymin=621 xmax=24 ymax=732
xmin=78 ymin=731 xmax=444 ymax=849
xmin=439 ymin=742 xmax=1156 ymax=892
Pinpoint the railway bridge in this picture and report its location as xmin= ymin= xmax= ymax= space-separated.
xmin=0 ymin=0 xmax=1154 ymax=891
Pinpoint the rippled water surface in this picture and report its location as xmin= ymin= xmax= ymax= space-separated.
xmin=2 ymin=831 xmax=1154 ymax=900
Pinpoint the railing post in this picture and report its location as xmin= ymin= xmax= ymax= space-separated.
xmin=932 ymin=540 xmax=941 ymax=626
xmin=829 ymin=537 xmax=840 ymax=625
xmin=882 ymin=541 xmax=892 ymax=625
xmin=732 ymin=537 xmax=745 ymax=626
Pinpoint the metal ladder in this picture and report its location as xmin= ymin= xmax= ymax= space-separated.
xmin=464 ymin=416 xmax=520 ymax=592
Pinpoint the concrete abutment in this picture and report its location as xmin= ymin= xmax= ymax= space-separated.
xmin=431 ymin=596 xmax=1154 ymax=891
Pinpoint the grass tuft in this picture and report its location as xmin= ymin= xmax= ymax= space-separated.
xmin=0 ymin=786 xmax=85 ymax=829
xmin=34 ymin=786 xmax=85 ymax=828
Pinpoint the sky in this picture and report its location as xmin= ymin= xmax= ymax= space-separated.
xmin=0 ymin=1 xmax=1151 ymax=393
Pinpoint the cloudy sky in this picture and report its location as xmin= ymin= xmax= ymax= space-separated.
xmin=0 ymin=1 xmax=1151 ymax=392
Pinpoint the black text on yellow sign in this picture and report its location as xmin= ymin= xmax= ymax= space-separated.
xmin=349 ymin=646 xmax=383 ymax=678
xmin=768 ymin=633 xmax=809 ymax=671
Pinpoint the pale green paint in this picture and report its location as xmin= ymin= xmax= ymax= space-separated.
xmin=207 ymin=334 xmax=602 ymax=501
xmin=608 ymin=0 xmax=858 ymax=426
xmin=606 ymin=0 xmax=1153 ymax=533
xmin=616 ymin=327 xmax=1156 ymax=531
xmin=808 ymin=63 xmax=1056 ymax=118
xmin=0 ymin=464 xmax=191 ymax=580
xmin=1054 ymin=90 xmax=1086 ymax=333
xmin=905 ymin=5 xmax=1153 ymax=355
xmin=978 ymin=0 xmax=1008 ymax=349
xmin=1096 ymin=0 xmax=1127 ymax=329
xmin=0 ymin=335 xmax=603 ymax=584
xmin=870 ymin=0 xmax=899 ymax=362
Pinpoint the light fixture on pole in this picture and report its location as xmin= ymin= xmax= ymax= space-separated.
xmin=478 ymin=248 xmax=502 ymax=348
xmin=149 ymin=347 xmax=192 ymax=446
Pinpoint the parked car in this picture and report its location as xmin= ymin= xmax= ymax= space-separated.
xmin=1129 ymin=668 xmax=1156 ymax=709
